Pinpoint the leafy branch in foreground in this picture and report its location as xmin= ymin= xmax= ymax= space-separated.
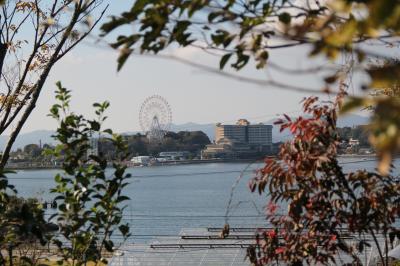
xmin=0 ymin=170 xmax=54 ymax=265
xmin=0 ymin=195 xmax=54 ymax=266
xmin=46 ymin=82 xmax=131 ymax=265
xmin=248 ymin=92 xmax=400 ymax=265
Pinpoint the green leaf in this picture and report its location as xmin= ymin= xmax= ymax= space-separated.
xmin=256 ymin=50 xmax=269 ymax=69
xmin=262 ymin=2 xmax=271 ymax=15
xmin=278 ymin=12 xmax=291 ymax=24
xmin=103 ymin=129 xmax=113 ymax=135
xmin=101 ymin=17 xmax=128 ymax=35
xmin=232 ymin=52 xmax=250 ymax=70
xmin=55 ymin=174 xmax=62 ymax=183
xmin=208 ymin=11 xmax=221 ymax=23
xmin=131 ymin=0 xmax=148 ymax=15
xmin=116 ymin=195 xmax=130 ymax=203
xmin=117 ymin=48 xmax=133 ymax=71
xmin=104 ymin=239 xmax=114 ymax=252
xmin=220 ymin=53 xmax=232 ymax=69
xmin=89 ymin=121 xmax=101 ymax=131
xmin=119 ymin=224 xmax=130 ymax=236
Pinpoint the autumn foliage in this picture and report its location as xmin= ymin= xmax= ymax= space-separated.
xmin=249 ymin=92 xmax=400 ymax=265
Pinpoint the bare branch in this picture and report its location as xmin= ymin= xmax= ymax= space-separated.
xmin=0 ymin=0 xmax=106 ymax=167
xmin=57 ymin=5 xmax=108 ymax=61
xmin=9 ymin=9 xmax=33 ymax=42
xmin=136 ymin=52 xmax=333 ymax=94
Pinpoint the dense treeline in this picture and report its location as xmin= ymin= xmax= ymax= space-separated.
xmin=8 ymin=131 xmax=211 ymax=162
xmin=9 ymin=143 xmax=54 ymax=163
xmin=11 ymin=126 xmax=371 ymax=161
xmin=100 ymin=131 xmax=211 ymax=159
xmin=337 ymin=125 xmax=370 ymax=147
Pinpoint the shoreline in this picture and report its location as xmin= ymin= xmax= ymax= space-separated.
xmin=5 ymin=158 xmax=266 ymax=171
xmin=337 ymin=154 xmax=377 ymax=158
xmin=4 ymin=155 xmax=386 ymax=171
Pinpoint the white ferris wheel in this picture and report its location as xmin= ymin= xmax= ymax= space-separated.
xmin=139 ymin=95 xmax=172 ymax=142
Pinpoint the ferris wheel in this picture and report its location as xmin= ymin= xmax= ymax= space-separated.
xmin=139 ymin=95 xmax=172 ymax=142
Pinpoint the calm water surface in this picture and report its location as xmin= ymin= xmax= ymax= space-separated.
xmin=7 ymin=158 xmax=400 ymax=242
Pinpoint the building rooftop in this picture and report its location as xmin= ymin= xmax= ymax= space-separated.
xmin=216 ymin=119 xmax=271 ymax=126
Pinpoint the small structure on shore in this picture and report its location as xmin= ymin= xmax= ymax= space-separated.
xmin=131 ymin=156 xmax=152 ymax=166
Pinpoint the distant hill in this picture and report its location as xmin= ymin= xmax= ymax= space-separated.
xmin=168 ymin=114 xmax=369 ymax=143
xmin=170 ymin=123 xmax=215 ymax=140
xmin=266 ymin=113 xmax=370 ymax=142
xmin=0 ymin=130 xmax=56 ymax=150
xmin=123 ymin=123 xmax=216 ymax=140
xmin=0 ymin=114 xmax=369 ymax=150
xmin=337 ymin=114 xmax=369 ymax=127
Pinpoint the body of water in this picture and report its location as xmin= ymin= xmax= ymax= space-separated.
xmin=7 ymin=158 xmax=400 ymax=243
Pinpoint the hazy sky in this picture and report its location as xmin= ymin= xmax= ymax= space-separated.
xmin=20 ymin=1 xmax=369 ymax=134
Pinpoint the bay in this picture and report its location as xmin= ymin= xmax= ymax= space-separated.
xmin=7 ymin=158 xmax=400 ymax=243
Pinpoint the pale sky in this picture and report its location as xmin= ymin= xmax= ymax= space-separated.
xmin=20 ymin=1 xmax=370 ymax=134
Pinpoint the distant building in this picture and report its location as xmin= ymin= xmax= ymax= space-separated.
xmin=248 ymin=124 xmax=272 ymax=147
xmin=202 ymin=119 xmax=273 ymax=159
xmin=358 ymin=148 xmax=373 ymax=155
xmin=87 ymin=138 xmax=98 ymax=158
xmin=215 ymin=119 xmax=272 ymax=150
xmin=349 ymin=138 xmax=360 ymax=147
xmin=201 ymin=138 xmax=255 ymax=159
xmin=159 ymin=151 xmax=190 ymax=160
xmin=131 ymin=156 xmax=151 ymax=165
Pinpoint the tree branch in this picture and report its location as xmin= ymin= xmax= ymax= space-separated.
xmin=56 ymin=5 xmax=108 ymax=61
xmin=0 ymin=1 xmax=105 ymax=168
xmin=136 ymin=52 xmax=334 ymax=94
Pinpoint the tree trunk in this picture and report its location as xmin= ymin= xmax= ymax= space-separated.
xmin=0 ymin=42 xmax=7 ymax=78
xmin=0 ymin=4 xmax=80 ymax=169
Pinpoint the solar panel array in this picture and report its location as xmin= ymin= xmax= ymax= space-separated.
xmin=109 ymin=227 xmax=392 ymax=266
xmin=110 ymin=228 xmax=255 ymax=266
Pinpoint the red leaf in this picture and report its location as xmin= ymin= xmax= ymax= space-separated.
xmin=284 ymin=114 xmax=292 ymax=121
xmin=275 ymin=247 xmax=285 ymax=254
xmin=290 ymin=124 xmax=297 ymax=133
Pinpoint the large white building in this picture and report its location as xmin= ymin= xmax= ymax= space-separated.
xmin=202 ymin=119 xmax=273 ymax=159
xmin=215 ymin=119 xmax=272 ymax=149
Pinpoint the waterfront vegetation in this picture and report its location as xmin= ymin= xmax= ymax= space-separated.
xmin=0 ymin=84 xmax=131 ymax=265
xmin=7 ymin=124 xmax=371 ymax=167
xmin=101 ymin=130 xmax=211 ymax=159
xmin=8 ymin=130 xmax=211 ymax=167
